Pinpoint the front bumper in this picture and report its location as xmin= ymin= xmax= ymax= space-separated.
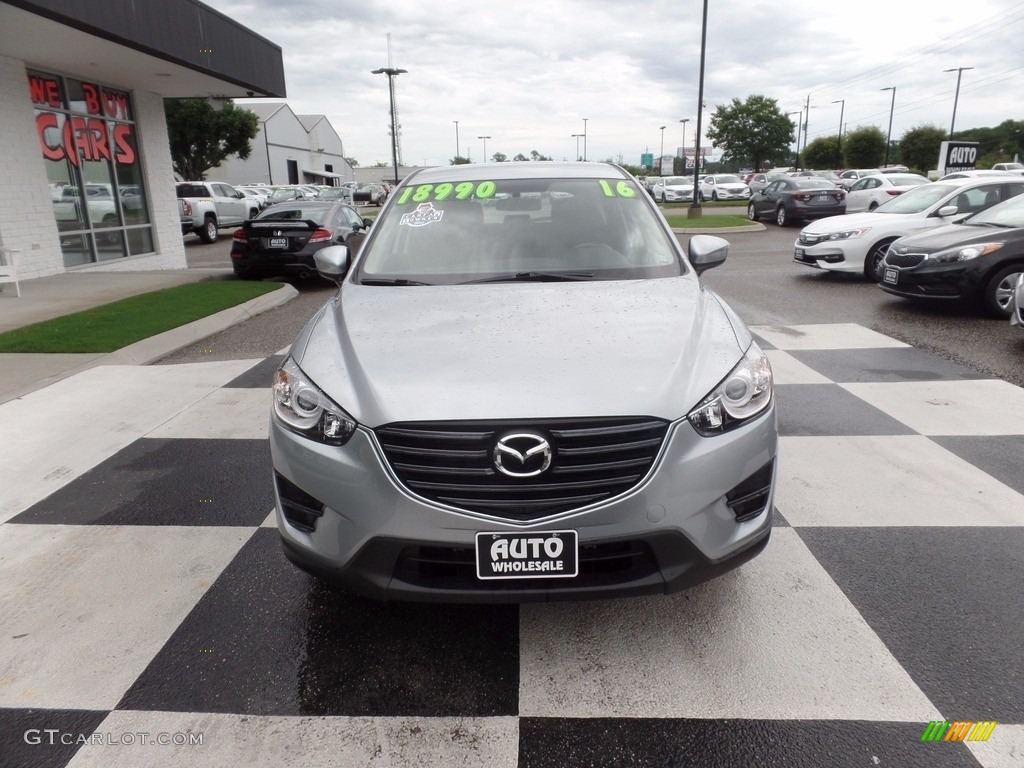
xmin=877 ymin=260 xmax=982 ymax=302
xmin=793 ymin=240 xmax=866 ymax=273
xmin=270 ymin=406 xmax=778 ymax=603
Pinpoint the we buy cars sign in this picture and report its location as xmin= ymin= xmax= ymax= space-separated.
xmin=938 ymin=141 xmax=980 ymax=175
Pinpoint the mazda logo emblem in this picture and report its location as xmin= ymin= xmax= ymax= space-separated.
xmin=493 ymin=433 xmax=552 ymax=478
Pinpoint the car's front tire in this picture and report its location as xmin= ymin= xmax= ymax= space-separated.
xmin=864 ymin=238 xmax=897 ymax=281
xmin=982 ymin=264 xmax=1024 ymax=318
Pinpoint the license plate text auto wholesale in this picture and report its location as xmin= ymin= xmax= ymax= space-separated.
xmin=269 ymin=237 xmax=288 ymax=248
xmin=475 ymin=530 xmax=579 ymax=580
xmin=884 ymin=268 xmax=898 ymax=285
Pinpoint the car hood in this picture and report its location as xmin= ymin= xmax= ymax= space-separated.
xmin=892 ymin=222 xmax=1023 ymax=250
xmin=292 ymin=278 xmax=750 ymax=427
xmin=803 ymin=211 xmax=923 ymax=234
xmin=714 ymin=183 xmax=748 ymax=192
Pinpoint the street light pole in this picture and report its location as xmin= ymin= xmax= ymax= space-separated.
xmin=690 ymin=0 xmax=708 ymax=215
xmin=370 ymin=66 xmax=407 ymax=185
xmin=659 ymin=125 xmax=666 ymax=175
xmin=453 ymin=120 xmax=460 ymax=161
xmin=881 ymin=86 xmax=896 ymax=167
xmin=477 ymin=135 xmax=490 ymax=163
xmin=944 ymin=67 xmax=973 ymax=139
xmin=679 ymin=118 xmax=689 ymax=171
xmin=571 ymin=133 xmax=582 ymax=161
xmin=582 ymin=118 xmax=588 ymax=161
xmin=788 ymin=111 xmax=802 ymax=168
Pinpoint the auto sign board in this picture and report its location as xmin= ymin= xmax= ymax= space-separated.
xmin=938 ymin=141 xmax=980 ymax=175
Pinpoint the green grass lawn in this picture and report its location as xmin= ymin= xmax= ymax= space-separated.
xmin=0 ymin=280 xmax=282 ymax=354
xmin=663 ymin=214 xmax=752 ymax=228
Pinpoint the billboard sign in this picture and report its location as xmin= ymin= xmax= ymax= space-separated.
xmin=938 ymin=141 xmax=980 ymax=175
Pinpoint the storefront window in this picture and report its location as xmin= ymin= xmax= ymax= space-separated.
xmin=29 ymin=70 xmax=153 ymax=267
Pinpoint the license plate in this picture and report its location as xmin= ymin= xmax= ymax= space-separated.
xmin=475 ymin=530 xmax=578 ymax=580
xmin=815 ymin=195 xmax=830 ymax=202
xmin=795 ymin=248 xmax=805 ymax=257
xmin=269 ymin=237 xmax=288 ymax=248
xmin=883 ymin=268 xmax=898 ymax=285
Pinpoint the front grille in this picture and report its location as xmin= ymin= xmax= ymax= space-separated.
xmin=375 ymin=417 xmax=669 ymax=521
xmin=885 ymin=251 xmax=926 ymax=268
xmin=798 ymin=232 xmax=824 ymax=245
xmin=393 ymin=539 xmax=657 ymax=590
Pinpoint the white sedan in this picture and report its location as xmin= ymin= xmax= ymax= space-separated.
xmin=699 ymin=174 xmax=751 ymax=202
xmin=844 ymin=173 xmax=930 ymax=213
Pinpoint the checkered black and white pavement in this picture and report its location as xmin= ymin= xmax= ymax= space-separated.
xmin=1 ymin=323 xmax=1022 ymax=767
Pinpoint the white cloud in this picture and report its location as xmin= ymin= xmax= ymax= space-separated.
xmin=205 ymin=0 xmax=1024 ymax=167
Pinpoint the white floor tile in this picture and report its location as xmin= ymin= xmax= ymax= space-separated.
xmin=752 ymin=323 xmax=909 ymax=351
xmin=967 ymin=723 xmax=1024 ymax=768
xmin=67 ymin=711 xmax=519 ymax=768
xmin=765 ymin=350 xmax=831 ymax=385
xmin=843 ymin=379 xmax=1024 ymax=436
xmin=146 ymin=388 xmax=270 ymax=440
xmin=0 ymin=525 xmax=253 ymax=710
xmin=518 ymin=529 xmax=940 ymax=721
xmin=776 ymin=435 xmax=1024 ymax=527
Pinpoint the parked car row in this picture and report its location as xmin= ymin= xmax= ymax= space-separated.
xmin=788 ymin=175 xmax=1024 ymax=322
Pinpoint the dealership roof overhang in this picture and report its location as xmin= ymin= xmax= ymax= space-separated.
xmin=0 ymin=0 xmax=286 ymax=98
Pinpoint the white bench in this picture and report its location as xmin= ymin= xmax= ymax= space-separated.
xmin=0 ymin=247 xmax=21 ymax=297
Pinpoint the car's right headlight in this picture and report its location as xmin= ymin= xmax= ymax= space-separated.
xmin=688 ymin=343 xmax=773 ymax=436
xmin=272 ymin=358 xmax=356 ymax=445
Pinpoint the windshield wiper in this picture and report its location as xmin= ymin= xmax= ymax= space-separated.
xmin=359 ymin=278 xmax=433 ymax=286
xmin=968 ymin=221 xmax=1016 ymax=228
xmin=462 ymin=271 xmax=595 ymax=284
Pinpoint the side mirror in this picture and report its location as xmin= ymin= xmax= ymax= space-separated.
xmin=314 ymin=245 xmax=351 ymax=283
xmin=362 ymin=217 xmax=373 ymax=228
xmin=937 ymin=205 xmax=959 ymax=217
xmin=688 ymin=234 xmax=729 ymax=275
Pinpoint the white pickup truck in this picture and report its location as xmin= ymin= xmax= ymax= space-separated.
xmin=175 ymin=181 xmax=257 ymax=243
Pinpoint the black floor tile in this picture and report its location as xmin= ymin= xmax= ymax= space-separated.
xmin=518 ymin=718 xmax=983 ymax=768
xmin=10 ymin=439 xmax=272 ymax=527
xmin=224 ymin=356 xmax=285 ymax=389
xmin=789 ymin=347 xmax=990 ymax=383
xmin=799 ymin=527 xmax=1024 ymax=721
xmin=932 ymin=435 xmax=1024 ymax=496
xmin=117 ymin=529 xmax=520 ymax=717
xmin=775 ymin=384 xmax=917 ymax=436
xmin=0 ymin=708 xmax=109 ymax=768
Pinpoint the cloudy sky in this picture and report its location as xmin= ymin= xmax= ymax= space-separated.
xmin=202 ymin=0 xmax=1024 ymax=167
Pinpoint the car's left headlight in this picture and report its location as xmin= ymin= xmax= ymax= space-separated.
xmin=272 ymin=357 xmax=357 ymax=445
xmin=688 ymin=343 xmax=773 ymax=436
xmin=924 ymin=242 xmax=1004 ymax=264
xmin=825 ymin=227 xmax=872 ymax=241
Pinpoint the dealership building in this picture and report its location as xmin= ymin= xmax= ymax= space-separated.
xmin=0 ymin=0 xmax=285 ymax=280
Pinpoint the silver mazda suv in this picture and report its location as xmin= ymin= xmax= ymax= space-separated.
xmin=270 ymin=161 xmax=777 ymax=602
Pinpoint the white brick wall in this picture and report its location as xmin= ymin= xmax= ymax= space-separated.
xmin=0 ymin=54 xmax=63 ymax=280
xmin=0 ymin=55 xmax=185 ymax=277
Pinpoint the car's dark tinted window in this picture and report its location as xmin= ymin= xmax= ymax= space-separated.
xmin=176 ymin=184 xmax=207 ymax=198
xmin=355 ymin=177 xmax=682 ymax=283
xmin=255 ymin=205 xmax=333 ymax=225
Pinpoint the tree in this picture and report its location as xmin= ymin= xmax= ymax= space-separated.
xmin=898 ymin=125 xmax=947 ymax=173
xmin=345 ymin=157 xmax=360 ymax=167
xmin=165 ymin=98 xmax=259 ymax=181
xmin=492 ymin=151 xmax=508 ymax=162
xmin=705 ymin=95 xmax=794 ymax=171
xmin=512 ymin=153 xmax=530 ymax=162
xmin=372 ymin=161 xmax=389 ymax=168
xmin=803 ymin=136 xmax=840 ymax=170
xmin=450 ymin=155 xmax=471 ymax=165
xmin=529 ymin=150 xmax=552 ymax=161
xmin=842 ymin=126 xmax=887 ymax=168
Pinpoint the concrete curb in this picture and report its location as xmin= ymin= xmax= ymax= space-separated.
xmin=0 ymin=282 xmax=298 ymax=403
xmin=671 ymin=223 xmax=765 ymax=234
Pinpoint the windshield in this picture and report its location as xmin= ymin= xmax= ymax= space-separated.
xmin=354 ymin=177 xmax=683 ymax=284
xmin=874 ymin=183 xmax=961 ymax=214
xmin=254 ymin=206 xmax=332 ymax=225
xmin=664 ymin=177 xmax=690 ymax=186
xmin=713 ymin=175 xmax=742 ymax=183
xmin=964 ymin=192 xmax=1024 ymax=228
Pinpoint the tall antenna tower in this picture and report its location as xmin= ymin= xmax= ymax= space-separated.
xmin=386 ymin=33 xmax=403 ymax=167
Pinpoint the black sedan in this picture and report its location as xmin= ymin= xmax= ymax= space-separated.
xmin=747 ymin=177 xmax=846 ymax=227
xmin=878 ymin=191 xmax=1024 ymax=318
xmin=230 ymin=201 xmax=372 ymax=280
